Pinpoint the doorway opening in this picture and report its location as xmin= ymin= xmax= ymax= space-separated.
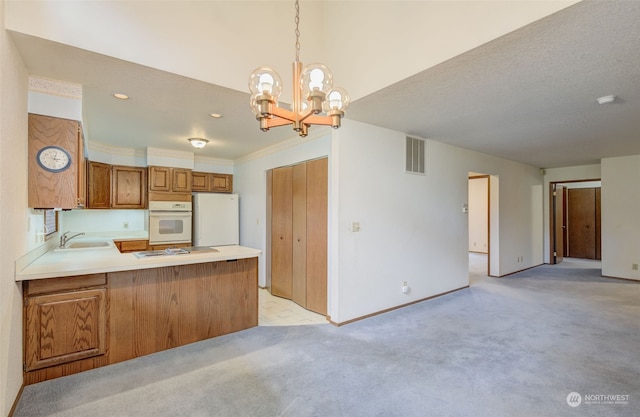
xmin=465 ymin=172 xmax=498 ymax=285
xmin=549 ymin=179 xmax=602 ymax=265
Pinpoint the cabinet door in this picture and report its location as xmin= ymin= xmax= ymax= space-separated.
xmin=112 ymin=166 xmax=147 ymax=208
xmin=86 ymin=161 xmax=111 ymax=209
xmin=210 ymin=173 xmax=233 ymax=193
xmin=191 ymin=171 xmax=209 ymax=192
xmin=148 ymin=166 xmax=171 ymax=191
xmin=172 ymin=168 xmax=192 ymax=193
xmin=28 ymin=114 xmax=80 ymax=209
xmin=25 ymin=288 xmax=107 ymax=371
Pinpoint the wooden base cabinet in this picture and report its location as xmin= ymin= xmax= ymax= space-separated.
xmin=23 ymin=258 xmax=258 ymax=384
xmin=267 ymin=158 xmax=327 ymax=315
xmin=24 ymin=274 xmax=107 ymax=375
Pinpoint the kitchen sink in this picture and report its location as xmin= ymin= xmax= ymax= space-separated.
xmin=68 ymin=241 xmax=111 ymax=248
xmin=54 ymin=240 xmax=115 ymax=251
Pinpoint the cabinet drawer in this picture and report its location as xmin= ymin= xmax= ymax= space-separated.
xmin=117 ymin=240 xmax=149 ymax=253
xmin=25 ymin=274 xmax=107 ymax=297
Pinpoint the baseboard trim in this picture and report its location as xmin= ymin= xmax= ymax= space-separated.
xmin=329 ymin=285 xmax=469 ymax=327
xmin=8 ymin=383 xmax=25 ymax=417
xmin=601 ymin=274 xmax=640 ymax=283
xmin=494 ymin=263 xmax=544 ymax=278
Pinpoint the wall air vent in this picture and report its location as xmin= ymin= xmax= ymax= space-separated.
xmin=406 ymin=136 xmax=425 ymax=174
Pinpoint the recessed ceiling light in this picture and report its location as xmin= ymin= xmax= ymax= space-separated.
xmin=209 ymin=113 xmax=222 ymax=118
xmin=596 ymin=95 xmax=616 ymax=104
xmin=113 ymin=93 xmax=129 ymax=100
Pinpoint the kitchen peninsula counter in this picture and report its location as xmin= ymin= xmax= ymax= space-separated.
xmin=18 ymin=238 xmax=261 ymax=384
xmin=16 ymin=240 xmax=261 ymax=281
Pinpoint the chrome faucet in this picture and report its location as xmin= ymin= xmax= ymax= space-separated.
xmin=59 ymin=231 xmax=85 ymax=248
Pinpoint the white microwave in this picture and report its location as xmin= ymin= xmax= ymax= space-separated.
xmin=148 ymin=201 xmax=192 ymax=245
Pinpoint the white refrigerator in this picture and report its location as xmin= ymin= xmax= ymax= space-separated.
xmin=192 ymin=193 xmax=239 ymax=246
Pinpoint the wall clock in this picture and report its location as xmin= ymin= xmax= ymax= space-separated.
xmin=36 ymin=146 xmax=72 ymax=172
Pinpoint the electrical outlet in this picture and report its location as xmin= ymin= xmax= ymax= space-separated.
xmin=633 ymin=263 xmax=639 ymax=271
xmin=351 ymin=222 xmax=360 ymax=232
xmin=123 ymin=221 xmax=129 ymax=229
xmin=402 ymin=281 xmax=409 ymax=294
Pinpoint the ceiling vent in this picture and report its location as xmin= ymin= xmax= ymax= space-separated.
xmin=406 ymin=136 xmax=425 ymax=174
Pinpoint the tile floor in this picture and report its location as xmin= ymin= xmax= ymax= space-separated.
xmin=258 ymin=288 xmax=327 ymax=326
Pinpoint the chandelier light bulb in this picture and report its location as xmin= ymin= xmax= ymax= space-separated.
xmin=324 ymin=87 xmax=350 ymax=112
xmin=248 ymin=67 xmax=283 ymax=99
xmin=301 ymin=63 xmax=333 ymax=95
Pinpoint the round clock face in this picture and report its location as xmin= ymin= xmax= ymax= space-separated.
xmin=36 ymin=146 xmax=72 ymax=172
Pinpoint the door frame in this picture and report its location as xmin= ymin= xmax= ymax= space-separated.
xmin=548 ymin=178 xmax=601 ymax=264
xmin=468 ymin=174 xmax=491 ymax=277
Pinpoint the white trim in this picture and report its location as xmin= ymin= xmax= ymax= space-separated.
xmin=89 ymin=141 xmax=146 ymax=158
xmin=234 ymin=127 xmax=330 ymax=165
xmin=194 ymin=155 xmax=234 ymax=167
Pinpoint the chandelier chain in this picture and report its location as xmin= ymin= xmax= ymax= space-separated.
xmin=295 ymin=0 xmax=301 ymax=62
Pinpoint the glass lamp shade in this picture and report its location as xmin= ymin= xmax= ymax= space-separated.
xmin=300 ymin=63 xmax=333 ymax=96
xmin=188 ymin=138 xmax=209 ymax=148
xmin=323 ymin=87 xmax=350 ymax=112
xmin=248 ymin=67 xmax=283 ymax=99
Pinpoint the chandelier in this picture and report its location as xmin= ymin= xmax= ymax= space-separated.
xmin=249 ymin=0 xmax=349 ymax=137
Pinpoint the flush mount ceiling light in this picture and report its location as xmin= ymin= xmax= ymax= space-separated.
xmin=113 ymin=93 xmax=129 ymax=100
xmin=188 ymin=138 xmax=209 ymax=148
xmin=248 ymin=0 xmax=349 ymax=137
xmin=597 ymin=95 xmax=616 ymax=104
xmin=209 ymin=113 xmax=222 ymax=119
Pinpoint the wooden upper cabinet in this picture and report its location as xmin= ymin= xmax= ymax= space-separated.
xmin=77 ymin=131 xmax=87 ymax=208
xmin=172 ymin=168 xmax=192 ymax=193
xmin=211 ymin=173 xmax=233 ymax=193
xmin=191 ymin=171 xmax=209 ymax=192
xmin=87 ymin=162 xmax=147 ymax=209
xmin=87 ymin=161 xmax=111 ymax=209
xmin=149 ymin=166 xmax=192 ymax=194
xmin=112 ymin=166 xmax=147 ymax=209
xmin=148 ymin=166 xmax=171 ymax=191
xmin=28 ymin=114 xmax=85 ymax=209
xmin=191 ymin=171 xmax=233 ymax=193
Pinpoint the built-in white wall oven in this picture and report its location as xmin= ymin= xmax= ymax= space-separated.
xmin=148 ymin=201 xmax=192 ymax=245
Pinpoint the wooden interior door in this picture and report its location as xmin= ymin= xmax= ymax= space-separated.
xmin=270 ymin=166 xmax=293 ymax=298
xmin=567 ymin=188 xmax=599 ymax=259
xmin=305 ymin=158 xmax=328 ymax=315
xmin=291 ymin=163 xmax=307 ymax=306
xmin=552 ymin=184 xmax=565 ymax=264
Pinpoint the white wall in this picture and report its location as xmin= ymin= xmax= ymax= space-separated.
xmin=329 ymin=121 xmax=543 ymax=323
xmin=0 ymin=0 xmax=30 ymax=412
xmin=601 ymin=155 xmax=640 ymax=281
xmin=5 ymin=1 xmax=577 ymax=102
xmin=60 ymin=209 xmax=147 ymax=234
xmin=233 ymin=131 xmax=331 ymax=288
xmin=542 ymin=164 xmax=601 ymax=263
xmin=468 ymin=176 xmax=488 ymax=253
xmin=236 ymin=119 xmax=543 ymax=324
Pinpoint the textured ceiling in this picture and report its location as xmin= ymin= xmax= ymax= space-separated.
xmin=9 ymin=1 xmax=640 ymax=167
xmin=348 ymin=1 xmax=640 ymax=168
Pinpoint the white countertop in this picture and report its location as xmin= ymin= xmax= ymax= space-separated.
xmin=16 ymin=237 xmax=261 ymax=281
